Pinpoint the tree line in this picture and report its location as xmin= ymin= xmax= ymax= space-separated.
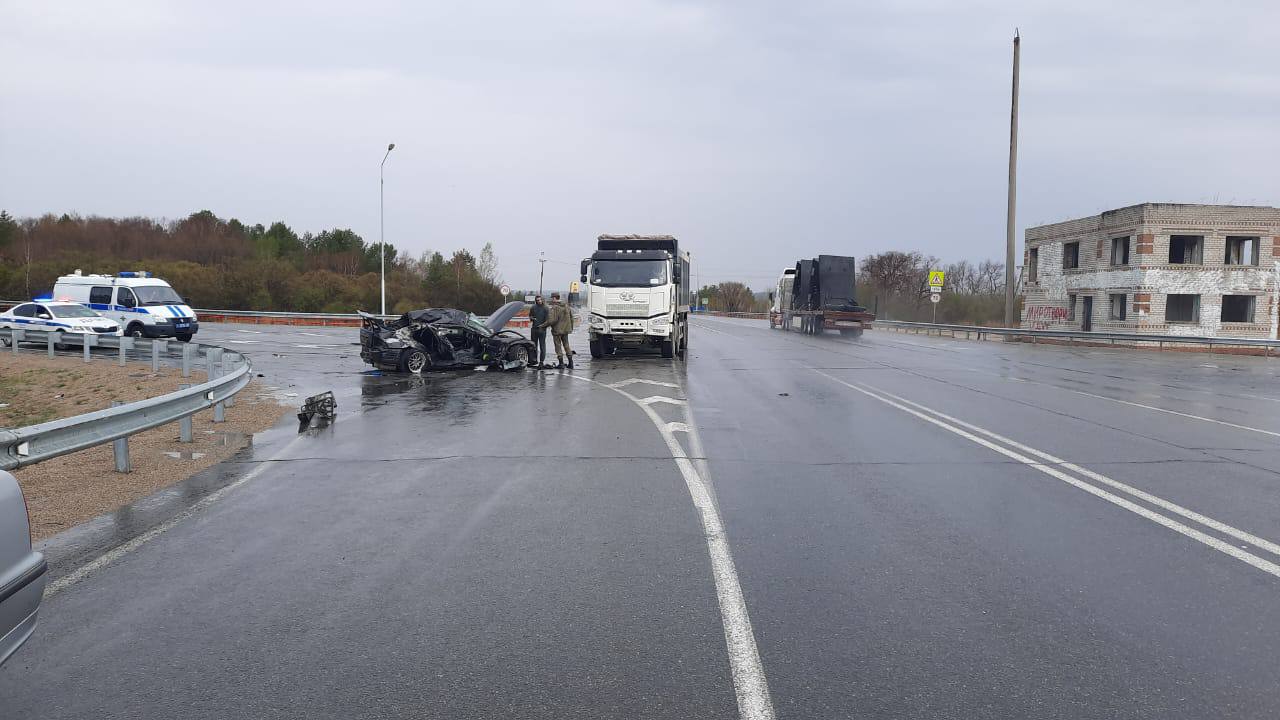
xmin=0 ymin=210 xmax=506 ymax=314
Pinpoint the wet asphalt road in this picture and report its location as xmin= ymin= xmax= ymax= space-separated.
xmin=3 ymin=319 xmax=1280 ymax=718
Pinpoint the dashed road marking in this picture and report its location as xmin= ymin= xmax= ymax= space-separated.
xmin=639 ymin=395 xmax=686 ymax=406
xmin=816 ymin=371 xmax=1280 ymax=579
xmin=609 ymin=378 xmax=681 ymax=389
xmin=1068 ymin=388 xmax=1280 ymax=439
xmin=666 ymin=421 xmax=690 ymax=433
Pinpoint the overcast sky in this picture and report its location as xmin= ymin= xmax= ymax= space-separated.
xmin=2 ymin=0 xmax=1277 ymax=291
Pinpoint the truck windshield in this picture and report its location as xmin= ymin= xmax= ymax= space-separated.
xmin=591 ymin=260 xmax=668 ymax=287
xmin=134 ymin=285 xmax=185 ymax=305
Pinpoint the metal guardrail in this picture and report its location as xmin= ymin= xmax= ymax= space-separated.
xmin=872 ymin=319 xmax=1280 ymax=354
xmin=0 ymin=329 xmax=251 ymax=470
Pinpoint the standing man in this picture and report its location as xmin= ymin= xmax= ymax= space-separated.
xmin=548 ymin=291 xmax=575 ymax=369
xmin=528 ymin=295 xmax=549 ymax=368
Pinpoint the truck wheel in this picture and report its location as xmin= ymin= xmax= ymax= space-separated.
xmin=812 ymin=317 xmax=824 ymax=335
xmin=589 ymin=338 xmax=604 ymax=359
xmin=660 ymin=338 xmax=674 ymax=358
xmin=678 ymin=324 xmax=688 ymax=359
xmin=400 ymin=348 xmax=429 ymax=374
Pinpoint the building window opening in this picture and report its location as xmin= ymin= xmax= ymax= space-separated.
xmin=1165 ymin=294 xmax=1200 ymax=323
xmin=1110 ymin=237 xmax=1130 ymax=266
xmin=1062 ymin=242 xmax=1080 ymax=269
xmin=1067 ymin=294 xmax=1077 ymax=321
xmin=1224 ymin=236 xmax=1259 ymax=266
xmin=1169 ymin=235 xmax=1203 ymax=264
xmin=1221 ymin=295 xmax=1255 ymax=322
xmin=1109 ymin=294 xmax=1126 ymax=321
xmin=1027 ymin=248 xmax=1038 ymax=283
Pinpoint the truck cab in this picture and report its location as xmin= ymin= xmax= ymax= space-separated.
xmin=580 ymin=234 xmax=690 ymax=359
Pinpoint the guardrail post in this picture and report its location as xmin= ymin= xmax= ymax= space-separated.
xmin=221 ymin=353 xmax=235 ymax=407
xmin=83 ymin=333 xmax=95 ymax=362
xmin=111 ymin=401 xmax=132 ymax=473
xmin=178 ymin=384 xmax=194 ymax=442
xmin=12 ymin=328 xmax=23 ymax=354
xmin=152 ymin=340 xmax=161 ymax=371
xmin=210 ymin=348 xmax=226 ymax=423
xmin=119 ymin=336 xmax=132 ymax=366
xmin=47 ymin=332 xmax=56 ymax=358
xmin=182 ymin=344 xmax=194 ymax=377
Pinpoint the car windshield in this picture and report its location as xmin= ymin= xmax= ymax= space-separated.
xmin=466 ymin=313 xmax=493 ymax=336
xmin=591 ymin=260 xmax=668 ymax=287
xmin=133 ymin=285 xmax=184 ymax=305
xmin=50 ymin=305 xmax=100 ymax=318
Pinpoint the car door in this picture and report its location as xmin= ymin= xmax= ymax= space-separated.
xmin=88 ymin=286 xmax=120 ymax=326
xmin=2 ymin=303 xmax=34 ymax=329
xmin=32 ymin=305 xmax=58 ymax=330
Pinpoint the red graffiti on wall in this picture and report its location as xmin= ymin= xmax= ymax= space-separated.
xmin=1024 ymin=305 xmax=1069 ymax=330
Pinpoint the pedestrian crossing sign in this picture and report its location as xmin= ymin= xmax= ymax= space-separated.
xmin=928 ymin=270 xmax=946 ymax=288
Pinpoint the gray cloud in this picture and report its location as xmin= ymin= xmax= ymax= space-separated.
xmin=2 ymin=0 xmax=1276 ymax=291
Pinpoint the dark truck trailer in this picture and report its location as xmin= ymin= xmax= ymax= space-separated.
xmin=771 ymin=254 xmax=875 ymax=336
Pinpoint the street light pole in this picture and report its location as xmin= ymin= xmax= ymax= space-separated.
xmin=1004 ymin=31 xmax=1020 ymax=328
xmin=380 ymin=142 xmax=396 ymax=316
xmin=538 ymin=252 xmax=546 ymax=295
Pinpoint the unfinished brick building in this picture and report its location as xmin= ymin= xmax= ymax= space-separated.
xmin=1022 ymin=203 xmax=1280 ymax=338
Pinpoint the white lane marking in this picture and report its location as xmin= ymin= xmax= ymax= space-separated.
xmin=297 ymin=332 xmax=328 ymax=337
xmin=608 ymin=378 xmax=681 ymax=389
xmin=573 ymin=375 xmax=775 ymax=719
xmin=666 ymin=421 xmax=690 ymax=433
xmin=294 ymin=343 xmax=344 ymax=349
xmin=225 ymin=340 xmax=262 ymax=345
xmin=868 ymin=385 xmax=1280 ymax=559
xmin=1068 ymin=388 xmax=1280 ymax=439
xmin=639 ymin=395 xmax=687 ymax=406
xmin=814 ymin=371 xmax=1280 ymax=579
xmin=45 ymin=435 xmax=306 ymax=597
xmin=234 ymin=329 xmax=264 ymax=334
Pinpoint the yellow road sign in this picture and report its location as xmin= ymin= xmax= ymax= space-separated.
xmin=570 ymin=280 xmax=580 ymax=293
xmin=928 ymin=270 xmax=946 ymax=288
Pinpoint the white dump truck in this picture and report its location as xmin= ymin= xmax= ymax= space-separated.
xmin=580 ymin=235 xmax=690 ymax=359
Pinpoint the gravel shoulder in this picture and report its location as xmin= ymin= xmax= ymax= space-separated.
xmin=2 ymin=351 xmax=288 ymax=539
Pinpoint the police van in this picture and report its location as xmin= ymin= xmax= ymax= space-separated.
xmin=52 ymin=271 xmax=199 ymax=341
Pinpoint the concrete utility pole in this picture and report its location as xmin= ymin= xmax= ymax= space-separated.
xmin=1004 ymin=31 xmax=1020 ymax=328
xmin=380 ymin=142 xmax=396 ymax=316
xmin=538 ymin=252 xmax=546 ymax=295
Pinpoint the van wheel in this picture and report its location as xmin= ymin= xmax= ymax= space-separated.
xmin=176 ymin=333 xmax=193 ymax=342
xmin=127 ymin=323 xmax=145 ymax=338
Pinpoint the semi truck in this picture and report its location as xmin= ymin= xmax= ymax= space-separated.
xmin=769 ymin=254 xmax=874 ymax=336
xmin=580 ymin=234 xmax=690 ymax=359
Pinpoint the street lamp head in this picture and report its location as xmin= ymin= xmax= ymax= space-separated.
xmin=388 ymin=143 xmax=396 ymax=151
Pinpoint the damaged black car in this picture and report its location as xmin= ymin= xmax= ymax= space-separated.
xmin=359 ymin=301 xmax=535 ymax=373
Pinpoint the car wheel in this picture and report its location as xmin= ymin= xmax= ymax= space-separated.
xmin=127 ymin=323 xmax=145 ymax=338
xmin=506 ymin=344 xmax=529 ymax=369
xmin=176 ymin=333 xmax=193 ymax=342
xmin=54 ymin=330 xmax=68 ymax=351
xmin=400 ymin=348 xmax=429 ymax=374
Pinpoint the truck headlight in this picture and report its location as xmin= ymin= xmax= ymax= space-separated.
xmin=651 ymin=316 xmax=669 ymax=327
xmin=590 ymin=315 xmax=605 ymax=327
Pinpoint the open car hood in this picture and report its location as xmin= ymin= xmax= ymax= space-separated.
xmin=484 ymin=301 xmax=526 ymax=333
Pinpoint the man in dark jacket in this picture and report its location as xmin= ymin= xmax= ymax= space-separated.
xmin=528 ymin=295 xmax=549 ymax=368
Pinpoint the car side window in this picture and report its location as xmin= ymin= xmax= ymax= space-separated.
xmin=35 ymin=305 xmax=52 ymax=319
xmin=12 ymin=303 xmax=34 ymax=317
xmin=89 ymin=286 xmax=113 ymax=304
xmin=117 ymin=287 xmax=137 ymax=307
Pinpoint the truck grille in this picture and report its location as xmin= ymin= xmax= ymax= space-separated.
xmin=605 ymin=304 xmax=648 ymax=317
